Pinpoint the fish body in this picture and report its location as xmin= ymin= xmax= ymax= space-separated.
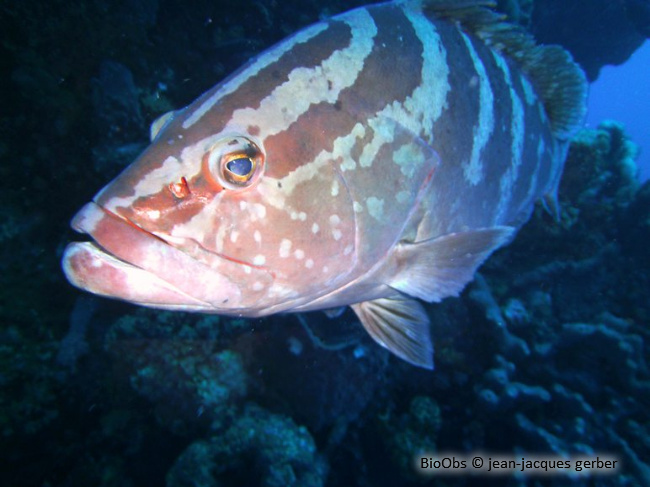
xmin=62 ymin=0 xmax=586 ymax=368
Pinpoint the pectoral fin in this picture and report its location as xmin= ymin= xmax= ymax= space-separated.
xmin=390 ymin=226 xmax=516 ymax=302
xmin=351 ymin=296 xmax=433 ymax=369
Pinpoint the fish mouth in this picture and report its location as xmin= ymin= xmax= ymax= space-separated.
xmin=62 ymin=202 xmax=242 ymax=310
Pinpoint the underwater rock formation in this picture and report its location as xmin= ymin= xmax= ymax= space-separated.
xmin=167 ymin=403 xmax=328 ymax=487
xmin=104 ymin=310 xmax=248 ymax=436
xmin=529 ymin=0 xmax=650 ymax=80
xmin=459 ymin=122 xmax=650 ymax=485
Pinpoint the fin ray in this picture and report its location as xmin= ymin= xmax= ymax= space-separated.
xmin=390 ymin=226 xmax=515 ymax=302
xmin=351 ymin=296 xmax=433 ymax=369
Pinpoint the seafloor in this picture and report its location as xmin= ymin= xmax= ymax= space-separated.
xmin=1 ymin=1 xmax=649 ymax=486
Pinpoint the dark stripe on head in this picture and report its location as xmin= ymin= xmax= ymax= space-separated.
xmin=263 ymin=102 xmax=359 ymax=178
xmin=338 ymin=4 xmax=424 ymax=116
xmin=266 ymin=4 xmax=426 ymax=176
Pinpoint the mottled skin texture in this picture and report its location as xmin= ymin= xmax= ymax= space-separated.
xmin=62 ymin=1 xmax=585 ymax=368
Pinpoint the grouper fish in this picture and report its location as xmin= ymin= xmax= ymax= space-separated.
xmin=62 ymin=0 xmax=587 ymax=369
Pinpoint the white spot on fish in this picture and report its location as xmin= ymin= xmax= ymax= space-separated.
xmin=240 ymin=201 xmax=248 ymax=211
xmin=298 ymin=211 xmax=306 ymax=221
xmin=254 ymin=230 xmax=261 ymax=243
xmin=366 ymin=197 xmax=384 ymax=221
xmin=332 ymin=229 xmax=342 ymax=241
xmin=253 ymin=255 xmax=266 ymax=265
xmin=243 ymin=265 xmax=252 ymax=274
xmin=279 ymin=239 xmax=292 ymax=258
xmin=252 ymin=281 xmax=265 ymax=291
xmin=252 ymin=203 xmax=267 ymax=219
xmin=331 ymin=179 xmax=339 ymax=196
xmin=353 ymin=201 xmax=363 ymax=213
xmin=393 ymin=143 xmax=423 ymax=178
xmin=146 ymin=210 xmax=161 ymax=220
xmin=396 ymin=190 xmax=410 ymax=204
xmin=344 ymin=245 xmax=353 ymax=256
xmin=311 ymin=223 xmax=319 ymax=234
xmin=340 ymin=157 xmax=357 ymax=172
xmin=290 ymin=211 xmax=298 ymax=220
xmin=323 ymin=266 xmax=329 ymax=274
xmin=230 ymin=231 xmax=239 ymax=243
xmin=294 ymin=249 xmax=305 ymax=260
xmin=215 ymin=223 xmax=228 ymax=253
xmin=305 ymin=259 xmax=314 ymax=269
xmin=329 ymin=214 xmax=341 ymax=226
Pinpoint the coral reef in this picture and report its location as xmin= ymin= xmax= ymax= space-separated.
xmin=167 ymin=403 xmax=328 ymax=487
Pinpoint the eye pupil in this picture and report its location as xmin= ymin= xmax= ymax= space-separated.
xmin=226 ymin=157 xmax=253 ymax=177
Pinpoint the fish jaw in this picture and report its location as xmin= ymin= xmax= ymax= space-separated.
xmin=62 ymin=241 xmax=213 ymax=310
xmin=61 ymin=202 xmax=262 ymax=312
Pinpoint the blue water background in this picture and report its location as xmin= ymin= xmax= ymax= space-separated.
xmin=587 ymin=40 xmax=650 ymax=180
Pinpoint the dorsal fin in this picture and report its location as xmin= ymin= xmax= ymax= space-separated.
xmin=406 ymin=0 xmax=587 ymax=140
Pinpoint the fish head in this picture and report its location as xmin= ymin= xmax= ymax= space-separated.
xmin=62 ymin=96 xmax=359 ymax=315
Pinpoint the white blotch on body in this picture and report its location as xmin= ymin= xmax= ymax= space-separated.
xmin=366 ymin=197 xmax=384 ymax=222
xmin=331 ymin=180 xmax=339 ymax=196
xmin=279 ymin=239 xmax=292 ymax=258
xmin=396 ymin=190 xmax=410 ymax=204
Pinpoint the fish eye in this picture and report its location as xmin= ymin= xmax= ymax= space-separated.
xmin=205 ymin=136 xmax=265 ymax=190
xmin=223 ymin=154 xmax=255 ymax=184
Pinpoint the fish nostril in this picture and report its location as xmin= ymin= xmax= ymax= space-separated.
xmin=169 ymin=176 xmax=191 ymax=199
